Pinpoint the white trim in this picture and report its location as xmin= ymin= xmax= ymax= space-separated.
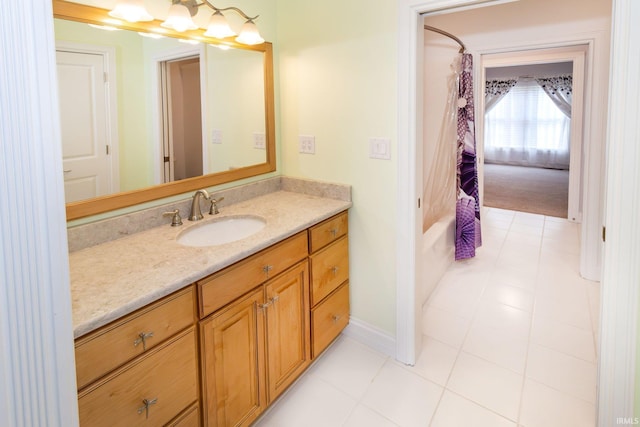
xmin=343 ymin=318 xmax=397 ymax=358
xmin=55 ymin=41 xmax=120 ymax=194
xmin=598 ymin=0 xmax=640 ymax=423
xmin=478 ymin=45 xmax=588 ymax=226
xmin=0 ymin=0 xmax=78 ymax=425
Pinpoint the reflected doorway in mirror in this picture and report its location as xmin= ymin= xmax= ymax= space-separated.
xmin=56 ymin=43 xmax=119 ymax=203
xmin=159 ymin=55 xmax=204 ymax=183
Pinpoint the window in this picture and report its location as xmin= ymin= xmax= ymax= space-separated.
xmin=484 ymin=80 xmax=570 ymax=169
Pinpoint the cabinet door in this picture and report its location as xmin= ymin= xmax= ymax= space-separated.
xmin=264 ymin=261 xmax=310 ymax=402
xmin=200 ymin=288 xmax=266 ymax=427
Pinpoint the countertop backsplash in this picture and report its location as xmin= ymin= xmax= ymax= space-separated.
xmin=67 ymin=176 xmax=351 ymax=252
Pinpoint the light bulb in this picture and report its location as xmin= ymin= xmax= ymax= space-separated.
xmin=161 ymin=3 xmax=198 ymax=32
xmin=235 ymin=20 xmax=264 ymax=45
xmin=204 ymin=11 xmax=236 ymax=39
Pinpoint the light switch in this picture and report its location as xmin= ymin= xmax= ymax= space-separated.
xmin=299 ymin=135 xmax=316 ymax=154
xmin=211 ymin=129 xmax=222 ymax=144
xmin=369 ymin=137 xmax=391 ymax=160
xmin=253 ymin=133 xmax=266 ymax=149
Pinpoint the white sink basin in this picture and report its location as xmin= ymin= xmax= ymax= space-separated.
xmin=177 ymin=216 xmax=266 ymax=247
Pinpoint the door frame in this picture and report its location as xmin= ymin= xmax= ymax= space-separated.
xmin=398 ymin=0 xmax=637 ymax=423
xmin=55 ymin=41 xmax=120 ymax=193
xmin=151 ymin=45 xmax=207 ymax=185
xmin=396 ymin=0 xmax=527 ymax=367
xmin=478 ymin=45 xmax=588 ymax=224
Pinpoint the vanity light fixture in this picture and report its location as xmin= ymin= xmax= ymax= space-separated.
xmin=108 ymin=0 xmax=264 ymax=45
xmin=234 ymin=18 xmax=263 ymax=45
xmin=161 ymin=2 xmax=198 ymax=32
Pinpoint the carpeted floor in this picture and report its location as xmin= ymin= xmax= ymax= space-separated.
xmin=483 ymin=163 xmax=569 ymax=218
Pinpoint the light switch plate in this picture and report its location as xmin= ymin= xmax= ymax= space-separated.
xmin=299 ymin=135 xmax=315 ymax=154
xmin=211 ymin=129 xmax=222 ymax=144
xmin=369 ymin=137 xmax=391 ymax=160
xmin=253 ymin=132 xmax=266 ymax=149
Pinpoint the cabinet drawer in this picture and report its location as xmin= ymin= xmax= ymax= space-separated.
xmin=309 ymin=236 xmax=349 ymax=306
xmin=78 ymin=327 xmax=199 ymax=427
xmin=168 ymin=403 xmax=199 ymax=427
xmin=198 ymin=231 xmax=308 ymax=318
xmin=75 ymin=286 xmax=195 ymax=390
xmin=311 ymin=282 xmax=350 ymax=358
xmin=308 ymin=211 xmax=348 ymax=253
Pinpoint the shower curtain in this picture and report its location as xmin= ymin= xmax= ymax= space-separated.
xmin=422 ymin=58 xmax=459 ymax=233
xmin=455 ymin=53 xmax=481 ymax=260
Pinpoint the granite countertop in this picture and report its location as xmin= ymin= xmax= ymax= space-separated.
xmin=70 ymin=190 xmax=351 ymax=338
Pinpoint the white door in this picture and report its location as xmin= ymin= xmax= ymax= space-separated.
xmin=56 ymin=49 xmax=112 ymax=203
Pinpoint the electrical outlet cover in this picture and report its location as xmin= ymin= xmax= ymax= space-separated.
xmin=299 ymin=135 xmax=315 ymax=154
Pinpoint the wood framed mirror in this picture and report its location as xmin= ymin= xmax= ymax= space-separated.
xmin=53 ymin=0 xmax=276 ymax=220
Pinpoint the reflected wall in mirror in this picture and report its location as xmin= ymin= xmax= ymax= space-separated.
xmin=53 ymin=0 xmax=276 ymax=220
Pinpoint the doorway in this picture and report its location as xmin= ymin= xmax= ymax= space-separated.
xmin=479 ymin=47 xmax=587 ymax=223
xmin=55 ymin=44 xmax=119 ymax=202
xmin=159 ymin=56 xmax=203 ymax=183
xmin=397 ymin=0 xmax=609 ymax=369
xmin=151 ymin=45 xmax=207 ymax=185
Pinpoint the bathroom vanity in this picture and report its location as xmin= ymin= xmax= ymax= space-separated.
xmin=69 ymin=186 xmax=351 ymax=426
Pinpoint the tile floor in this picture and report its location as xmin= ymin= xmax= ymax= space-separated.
xmin=255 ymin=208 xmax=600 ymax=427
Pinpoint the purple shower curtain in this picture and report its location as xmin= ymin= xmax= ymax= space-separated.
xmin=455 ymin=53 xmax=482 ymax=260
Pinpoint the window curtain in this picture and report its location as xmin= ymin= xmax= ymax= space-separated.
xmin=484 ymin=79 xmax=571 ymax=170
xmin=485 ymin=78 xmax=517 ymax=113
xmin=536 ymin=74 xmax=572 ymax=118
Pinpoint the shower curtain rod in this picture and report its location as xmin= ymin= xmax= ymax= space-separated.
xmin=424 ymin=25 xmax=466 ymax=53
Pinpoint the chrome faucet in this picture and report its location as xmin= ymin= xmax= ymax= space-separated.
xmin=188 ymin=189 xmax=211 ymax=221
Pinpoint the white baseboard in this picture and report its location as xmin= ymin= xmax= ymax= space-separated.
xmin=343 ymin=317 xmax=396 ymax=359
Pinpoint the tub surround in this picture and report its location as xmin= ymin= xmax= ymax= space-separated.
xmin=69 ymin=177 xmax=351 ymax=338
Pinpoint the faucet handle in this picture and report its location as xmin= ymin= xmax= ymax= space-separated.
xmin=163 ymin=209 xmax=183 ymax=226
xmin=209 ymin=197 xmax=225 ymax=215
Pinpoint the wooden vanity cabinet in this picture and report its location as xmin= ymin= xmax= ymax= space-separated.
xmin=198 ymin=233 xmax=311 ymax=427
xmin=74 ymin=211 xmax=349 ymax=426
xmin=308 ymin=212 xmax=350 ymax=358
xmin=74 ymin=286 xmax=199 ymax=427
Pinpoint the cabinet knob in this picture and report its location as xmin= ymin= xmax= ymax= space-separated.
xmin=133 ymin=331 xmax=155 ymax=351
xmin=328 ymin=228 xmax=338 ymax=238
xmin=137 ymin=397 xmax=158 ymax=419
xmin=330 ymin=266 xmax=339 ymax=275
xmin=262 ymin=265 xmax=273 ymax=278
xmin=332 ymin=314 xmax=341 ymax=323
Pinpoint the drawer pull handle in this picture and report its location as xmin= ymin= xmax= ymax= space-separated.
xmin=133 ymin=331 xmax=155 ymax=351
xmin=259 ymin=295 xmax=279 ymax=310
xmin=328 ymin=228 xmax=338 ymax=238
xmin=330 ymin=266 xmax=339 ymax=275
xmin=263 ymin=265 xmax=273 ymax=278
xmin=137 ymin=397 xmax=158 ymax=419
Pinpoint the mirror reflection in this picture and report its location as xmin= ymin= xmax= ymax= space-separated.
xmin=55 ymin=18 xmax=267 ymax=204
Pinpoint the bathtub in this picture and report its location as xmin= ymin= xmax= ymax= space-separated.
xmin=418 ymin=214 xmax=456 ymax=308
